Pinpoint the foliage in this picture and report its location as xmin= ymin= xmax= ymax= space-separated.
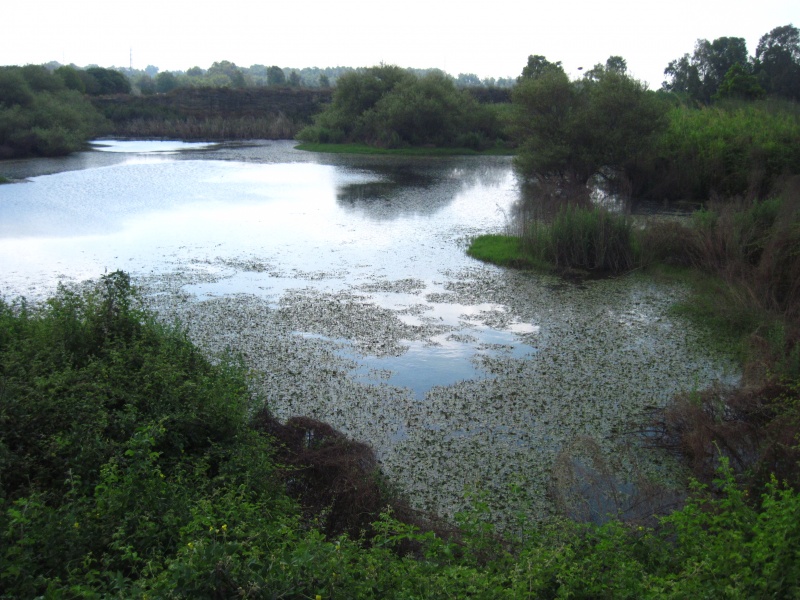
xmin=297 ymin=65 xmax=505 ymax=149
xmin=267 ymin=65 xmax=286 ymax=86
xmin=155 ymin=71 xmax=179 ymax=93
xmin=83 ymin=66 xmax=132 ymax=95
xmin=644 ymin=99 xmax=800 ymax=200
xmin=754 ymin=24 xmax=800 ymax=101
xmin=663 ymin=24 xmax=800 ymax=102
xmin=713 ymin=64 xmax=765 ymax=101
xmin=663 ymin=36 xmax=749 ymax=103
xmin=522 ymin=206 xmax=637 ymax=273
xmin=511 ymin=58 xmax=669 ymax=187
xmin=0 ymin=66 xmax=108 ymax=158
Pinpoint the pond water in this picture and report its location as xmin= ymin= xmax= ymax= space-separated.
xmin=0 ymin=140 xmax=737 ymax=523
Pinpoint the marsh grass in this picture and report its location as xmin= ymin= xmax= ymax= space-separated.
xmin=523 ymin=205 xmax=636 ymax=274
xmin=111 ymin=113 xmax=299 ymax=140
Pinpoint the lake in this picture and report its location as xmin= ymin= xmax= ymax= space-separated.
xmin=0 ymin=139 xmax=737 ymax=523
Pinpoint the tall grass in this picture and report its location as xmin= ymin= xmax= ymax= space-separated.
xmin=523 ymin=205 xmax=636 ymax=273
xmin=644 ymin=99 xmax=800 ymax=201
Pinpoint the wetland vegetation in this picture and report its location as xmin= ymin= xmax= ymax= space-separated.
xmin=1 ymin=21 xmax=799 ymax=597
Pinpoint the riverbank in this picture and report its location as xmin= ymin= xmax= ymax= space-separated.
xmin=295 ymin=141 xmax=514 ymax=156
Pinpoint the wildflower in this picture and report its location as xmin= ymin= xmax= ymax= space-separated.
xmin=73 ymin=521 xmax=79 ymax=529
xmin=222 ymin=524 xmax=228 ymax=532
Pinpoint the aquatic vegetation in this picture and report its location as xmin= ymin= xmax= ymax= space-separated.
xmin=139 ymin=259 xmax=736 ymax=525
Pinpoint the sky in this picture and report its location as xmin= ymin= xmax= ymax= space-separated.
xmin=3 ymin=0 xmax=798 ymax=88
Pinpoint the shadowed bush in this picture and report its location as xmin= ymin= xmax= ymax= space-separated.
xmin=251 ymin=411 xmax=435 ymax=543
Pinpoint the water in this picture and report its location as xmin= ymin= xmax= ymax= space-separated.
xmin=0 ymin=140 xmax=737 ymax=522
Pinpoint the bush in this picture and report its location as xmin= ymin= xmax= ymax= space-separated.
xmin=644 ymin=100 xmax=800 ymax=200
xmin=298 ymin=66 xmax=506 ymax=149
xmin=0 ymin=66 xmax=108 ymax=158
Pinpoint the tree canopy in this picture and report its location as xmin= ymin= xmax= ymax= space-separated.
xmin=297 ymin=65 xmax=501 ymax=149
xmin=511 ymin=56 xmax=668 ymax=186
xmin=0 ymin=65 xmax=107 ymax=158
xmin=663 ymin=24 xmax=799 ymax=102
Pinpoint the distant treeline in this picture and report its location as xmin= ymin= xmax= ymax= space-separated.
xmin=1 ymin=22 xmax=798 ymax=163
xmin=32 ymin=59 xmax=517 ymax=94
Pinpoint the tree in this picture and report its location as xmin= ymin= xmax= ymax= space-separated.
xmin=288 ymin=70 xmax=301 ymax=87
xmin=584 ymin=56 xmax=629 ymax=81
xmin=512 ymin=60 xmax=668 ymax=186
xmin=208 ymin=60 xmax=246 ymax=87
xmin=663 ymin=54 xmax=702 ymax=99
xmin=456 ymin=72 xmax=481 ymax=87
xmin=297 ymin=65 xmax=498 ymax=148
xmin=519 ymin=55 xmax=564 ymax=81
xmin=267 ymin=66 xmax=286 ymax=86
xmin=319 ymin=73 xmax=330 ymax=88
xmin=754 ymin=24 xmax=800 ymax=99
xmin=361 ymin=71 xmax=489 ymax=147
xmin=714 ymin=64 xmax=765 ymax=100
xmin=84 ymin=67 xmax=131 ymax=95
xmin=55 ymin=66 xmax=85 ymax=93
xmin=0 ymin=67 xmax=36 ymax=108
xmin=663 ymin=37 xmax=748 ymax=102
xmin=154 ymin=71 xmax=179 ymax=93
xmin=136 ymin=75 xmax=156 ymax=95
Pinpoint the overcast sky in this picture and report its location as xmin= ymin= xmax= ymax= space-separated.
xmin=3 ymin=0 xmax=798 ymax=87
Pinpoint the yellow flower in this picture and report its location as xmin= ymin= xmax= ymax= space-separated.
xmin=316 ymin=595 xmax=322 ymax=600
xmin=221 ymin=524 xmax=228 ymax=532
xmin=187 ymin=542 xmax=194 ymax=549
xmin=73 ymin=521 xmax=79 ymax=529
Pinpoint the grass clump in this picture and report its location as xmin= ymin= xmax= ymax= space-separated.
xmin=467 ymin=234 xmax=530 ymax=267
xmin=470 ymin=207 xmax=637 ymax=274
xmin=529 ymin=205 xmax=636 ymax=273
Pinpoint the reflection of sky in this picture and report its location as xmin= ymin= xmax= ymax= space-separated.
xmin=296 ymin=325 xmax=538 ymax=400
xmin=90 ymin=139 xmax=218 ymax=154
xmin=0 ymin=140 xmax=529 ymax=395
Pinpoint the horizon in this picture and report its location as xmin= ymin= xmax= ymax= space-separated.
xmin=4 ymin=0 xmax=799 ymax=89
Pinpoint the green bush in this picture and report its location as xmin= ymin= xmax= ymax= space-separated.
xmin=298 ymin=66 xmax=506 ymax=149
xmin=645 ymin=100 xmax=800 ymax=200
xmin=0 ymin=66 xmax=108 ymax=158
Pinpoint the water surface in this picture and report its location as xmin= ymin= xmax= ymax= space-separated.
xmin=0 ymin=140 xmax=737 ymax=522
